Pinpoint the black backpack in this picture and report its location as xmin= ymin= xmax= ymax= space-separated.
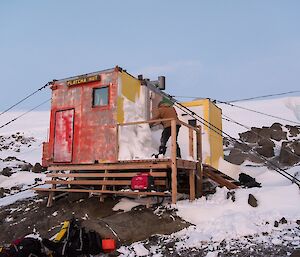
xmin=43 ymin=219 xmax=102 ymax=257
xmin=85 ymin=230 xmax=102 ymax=255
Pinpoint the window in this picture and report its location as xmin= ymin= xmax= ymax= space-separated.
xmin=93 ymin=87 xmax=109 ymax=107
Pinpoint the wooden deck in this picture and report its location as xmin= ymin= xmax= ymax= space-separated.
xmin=34 ymin=158 xmax=201 ymax=207
xmin=47 ymin=158 xmax=197 ymax=171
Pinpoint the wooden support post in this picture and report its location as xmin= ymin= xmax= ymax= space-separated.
xmin=100 ymin=170 xmax=108 ymax=202
xmin=188 ymin=128 xmax=194 ymax=158
xmin=116 ymin=124 xmax=119 ymax=161
xmin=47 ymin=175 xmax=56 ymax=207
xmin=171 ymin=119 xmax=177 ymax=204
xmin=196 ymin=126 xmax=203 ymax=198
xmin=189 ymin=169 xmax=195 ymax=201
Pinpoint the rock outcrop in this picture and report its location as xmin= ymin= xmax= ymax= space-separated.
xmin=224 ymin=123 xmax=300 ymax=167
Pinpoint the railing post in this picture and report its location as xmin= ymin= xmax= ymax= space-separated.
xmin=189 ymin=128 xmax=194 ymax=158
xmin=116 ymin=124 xmax=119 ymax=162
xmin=189 ymin=169 xmax=195 ymax=201
xmin=196 ymin=126 xmax=203 ymax=198
xmin=171 ymin=119 xmax=177 ymax=204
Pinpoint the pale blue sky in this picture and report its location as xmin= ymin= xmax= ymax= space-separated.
xmin=0 ymin=1 xmax=300 ymax=110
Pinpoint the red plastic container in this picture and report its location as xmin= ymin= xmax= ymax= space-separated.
xmin=102 ymin=238 xmax=116 ymax=253
xmin=131 ymin=173 xmax=154 ymax=191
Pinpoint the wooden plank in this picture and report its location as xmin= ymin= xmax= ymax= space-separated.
xmin=177 ymin=159 xmax=197 ymax=170
xmin=119 ymin=118 xmax=173 ymax=126
xmin=48 ymin=162 xmax=170 ymax=171
xmin=189 ymin=169 xmax=195 ymax=201
xmin=34 ymin=188 xmax=170 ymax=197
xmin=46 ymin=172 xmax=168 ymax=178
xmin=203 ymin=170 xmax=239 ymax=190
xmin=171 ymin=119 xmax=177 ymax=204
xmin=178 ymin=120 xmax=201 ymax=131
xmin=45 ymin=180 xmax=167 ymax=186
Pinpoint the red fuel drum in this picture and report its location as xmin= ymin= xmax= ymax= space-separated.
xmin=131 ymin=173 xmax=154 ymax=191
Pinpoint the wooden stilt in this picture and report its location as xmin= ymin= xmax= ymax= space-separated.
xmin=171 ymin=119 xmax=177 ymax=204
xmin=196 ymin=126 xmax=203 ymax=198
xmin=189 ymin=169 xmax=195 ymax=201
xmin=47 ymin=175 xmax=56 ymax=207
xmin=189 ymin=128 xmax=194 ymax=158
xmin=100 ymin=169 xmax=108 ymax=202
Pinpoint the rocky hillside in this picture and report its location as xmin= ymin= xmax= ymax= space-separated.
xmin=224 ymin=123 xmax=300 ymax=167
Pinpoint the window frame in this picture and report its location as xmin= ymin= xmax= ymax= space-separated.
xmin=92 ymin=85 xmax=110 ymax=109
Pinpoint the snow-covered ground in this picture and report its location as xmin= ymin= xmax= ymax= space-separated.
xmin=0 ymin=97 xmax=300 ymax=255
xmin=117 ymin=96 xmax=300 ymax=256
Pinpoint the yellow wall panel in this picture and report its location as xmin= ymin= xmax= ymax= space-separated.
xmin=208 ymin=101 xmax=223 ymax=169
xmin=117 ymin=97 xmax=124 ymax=123
xmin=121 ymin=72 xmax=140 ymax=102
xmin=117 ymin=71 xmax=141 ymax=123
xmin=182 ymin=99 xmax=223 ymax=169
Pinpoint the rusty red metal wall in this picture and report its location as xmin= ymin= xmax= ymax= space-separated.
xmin=45 ymin=68 xmax=119 ymax=165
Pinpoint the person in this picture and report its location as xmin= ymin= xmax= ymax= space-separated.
xmin=151 ymin=99 xmax=181 ymax=158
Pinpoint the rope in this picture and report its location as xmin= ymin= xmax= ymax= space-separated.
xmin=227 ymin=90 xmax=300 ymax=103
xmin=173 ymin=90 xmax=300 ymax=102
xmin=145 ymin=82 xmax=300 ymax=186
xmin=222 ymin=113 xmax=300 ymax=178
xmin=0 ymin=99 xmax=50 ymax=130
xmin=0 ymin=83 xmax=50 ymax=117
xmin=216 ymin=100 xmax=300 ymax=125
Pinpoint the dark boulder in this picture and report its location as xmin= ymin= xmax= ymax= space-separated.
xmin=270 ymin=122 xmax=282 ymax=130
xmin=270 ymin=124 xmax=287 ymax=141
xmin=247 ymin=154 xmax=265 ymax=163
xmin=258 ymin=138 xmax=275 ymax=147
xmin=226 ymin=191 xmax=236 ymax=202
xmin=290 ymin=250 xmax=300 ymax=257
xmin=279 ymin=217 xmax=287 ymax=224
xmin=279 ymin=141 xmax=300 ymax=166
xmin=248 ymin=194 xmax=258 ymax=207
xmin=223 ymin=138 xmax=231 ymax=147
xmin=258 ymin=127 xmax=272 ymax=139
xmin=1 ymin=167 xmax=12 ymax=177
xmin=20 ymin=163 xmax=33 ymax=171
xmin=239 ymin=131 xmax=259 ymax=144
xmin=233 ymin=142 xmax=251 ymax=152
xmin=32 ymin=163 xmax=46 ymax=173
xmin=224 ymin=148 xmax=248 ymax=165
xmin=255 ymin=145 xmax=274 ymax=158
xmin=286 ymin=125 xmax=300 ymax=138
xmin=0 ymin=187 xmax=4 ymax=198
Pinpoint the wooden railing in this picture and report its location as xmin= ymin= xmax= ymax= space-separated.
xmin=117 ymin=118 xmax=202 ymax=203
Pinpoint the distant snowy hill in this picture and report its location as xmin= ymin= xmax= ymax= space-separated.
xmin=0 ymin=111 xmax=49 ymax=164
xmin=219 ymin=96 xmax=300 ymax=138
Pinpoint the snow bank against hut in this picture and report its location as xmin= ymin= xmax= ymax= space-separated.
xmin=118 ymin=97 xmax=158 ymax=160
